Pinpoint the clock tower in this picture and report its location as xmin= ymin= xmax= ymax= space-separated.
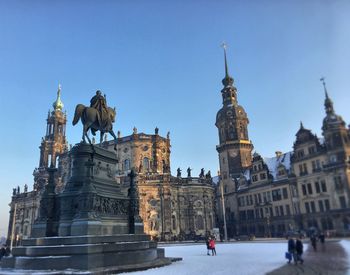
xmin=215 ymin=45 xmax=253 ymax=181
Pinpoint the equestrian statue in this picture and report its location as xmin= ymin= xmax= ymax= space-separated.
xmin=73 ymin=90 xmax=118 ymax=148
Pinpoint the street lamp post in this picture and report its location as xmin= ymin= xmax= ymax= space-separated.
xmin=220 ymin=179 xmax=228 ymax=241
xmin=10 ymin=203 xmax=17 ymax=250
xmin=266 ymin=212 xmax=271 ymax=238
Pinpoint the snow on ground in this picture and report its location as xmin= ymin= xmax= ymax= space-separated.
xmin=340 ymin=240 xmax=350 ymax=275
xmin=128 ymin=241 xmax=288 ymax=275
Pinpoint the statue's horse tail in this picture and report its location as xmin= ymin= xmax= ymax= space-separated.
xmin=72 ymin=104 xmax=85 ymax=126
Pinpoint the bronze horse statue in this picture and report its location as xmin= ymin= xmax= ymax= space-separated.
xmin=73 ymin=104 xmax=118 ymax=147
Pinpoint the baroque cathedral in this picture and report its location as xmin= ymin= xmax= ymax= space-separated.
xmin=215 ymin=48 xmax=350 ymax=238
xmin=7 ymin=85 xmax=216 ymax=244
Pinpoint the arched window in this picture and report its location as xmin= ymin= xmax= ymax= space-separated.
xmin=172 ymin=215 xmax=176 ymax=231
xmin=196 ymin=215 xmax=204 ymax=230
xmin=124 ymin=159 xmax=130 ymax=171
xmin=143 ymin=157 xmax=150 ymax=171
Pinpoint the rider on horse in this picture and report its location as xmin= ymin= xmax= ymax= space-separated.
xmin=90 ymin=90 xmax=108 ymax=129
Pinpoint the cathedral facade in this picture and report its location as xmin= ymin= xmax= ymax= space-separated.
xmin=215 ymin=49 xmax=350 ymax=238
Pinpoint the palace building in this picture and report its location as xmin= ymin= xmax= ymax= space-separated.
xmin=215 ymin=48 xmax=350 ymax=238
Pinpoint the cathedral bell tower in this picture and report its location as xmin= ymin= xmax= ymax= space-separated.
xmin=215 ymin=45 xmax=253 ymax=180
xmin=34 ymin=85 xmax=68 ymax=190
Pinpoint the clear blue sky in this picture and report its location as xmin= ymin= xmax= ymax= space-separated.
xmin=0 ymin=0 xmax=349 ymax=237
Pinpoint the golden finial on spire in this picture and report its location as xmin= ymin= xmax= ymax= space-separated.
xmin=53 ymin=83 xmax=64 ymax=111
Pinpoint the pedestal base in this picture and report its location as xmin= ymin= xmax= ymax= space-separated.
xmin=0 ymin=234 xmax=175 ymax=274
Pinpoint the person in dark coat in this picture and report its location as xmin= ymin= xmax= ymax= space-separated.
xmin=319 ymin=232 xmax=325 ymax=244
xmin=4 ymin=245 xmax=11 ymax=257
xmin=287 ymin=236 xmax=296 ymax=264
xmin=206 ymin=237 xmax=211 ymax=255
xmin=295 ymin=236 xmax=304 ymax=264
xmin=310 ymin=235 xmax=317 ymax=251
xmin=0 ymin=245 xmax=6 ymax=261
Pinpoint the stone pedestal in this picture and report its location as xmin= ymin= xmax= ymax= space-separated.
xmin=1 ymin=143 xmax=178 ymax=273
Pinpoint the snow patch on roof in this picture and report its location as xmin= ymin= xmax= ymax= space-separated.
xmin=212 ymin=176 xmax=219 ymax=185
xmin=264 ymin=151 xmax=292 ymax=180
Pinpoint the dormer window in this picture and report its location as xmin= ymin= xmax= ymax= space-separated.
xmin=308 ymin=146 xmax=315 ymax=155
xmin=297 ymin=150 xmax=304 ymax=158
xmin=278 ymin=169 xmax=285 ymax=176
xmin=260 ymin=173 xmax=266 ymax=180
xmin=330 ymin=155 xmax=337 ymax=163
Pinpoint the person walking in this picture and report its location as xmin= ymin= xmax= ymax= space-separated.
xmin=310 ymin=235 xmax=317 ymax=251
xmin=209 ymin=237 xmax=216 ymax=256
xmin=0 ymin=245 xmax=6 ymax=261
xmin=295 ymin=236 xmax=304 ymax=264
xmin=206 ymin=237 xmax=211 ymax=255
xmin=287 ymin=236 xmax=296 ymax=264
xmin=319 ymin=232 xmax=325 ymax=244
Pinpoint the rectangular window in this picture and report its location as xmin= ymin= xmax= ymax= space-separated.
xmin=339 ymin=196 xmax=347 ymax=208
xmin=260 ymin=208 xmax=264 ymax=218
xmin=247 ymin=210 xmax=254 ymax=220
xmin=260 ymin=173 xmax=266 ymax=180
xmin=282 ymin=188 xmax=288 ymax=199
xmin=334 ymin=176 xmax=343 ymax=190
xmin=279 ymin=205 xmax=284 ymax=216
xmin=286 ymin=205 xmax=291 ymax=215
xmin=239 ymin=211 xmax=246 ymax=221
xmin=310 ymin=201 xmax=316 ymax=213
xmin=272 ymin=189 xmax=282 ymax=201
xmin=325 ymin=199 xmax=330 ymax=211
xmin=299 ymin=164 xmax=303 ymax=176
xmin=303 ymin=163 xmax=308 ymax=174
xmin=321 ymin=180 xmax=327 ymax=192
xmin=275 ymin=206 xmax=279 ymax=216
xmin=269 ymin=207 xmax=273 ymax=217
xmin=307 ymin=183 xmax=313 ymax=195
xmin=254 ymin=194 xmax=258 ymax=205
xmin=267 ymin=192 xmax=272 ymax=202
xmin=255 ymin=209 xmax=260 ymax=219
xmin=258 ymin=194 xmax=262 ymax=203
xmin=315 ymin=181 xmax=320 ymax=193
xmin=318 ymin=200 xmax=324 ymax=212
xmin=305 ymin=202 xmax=310 ymax=213
xmin=308 ymin=146 xmax=315 ymax=155
xmin=302 ymin=185 xmax=307 ymax=196
xmin=263 ymin=192 xmax=267 ymax=202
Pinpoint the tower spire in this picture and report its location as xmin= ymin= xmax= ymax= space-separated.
xmin=320 ymin=77 xmax=329 ymax=99
xmin=320 ymin=77 xmax=334 ymax=115
xmin=221 ymin=42 xmax=234 ymax=87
